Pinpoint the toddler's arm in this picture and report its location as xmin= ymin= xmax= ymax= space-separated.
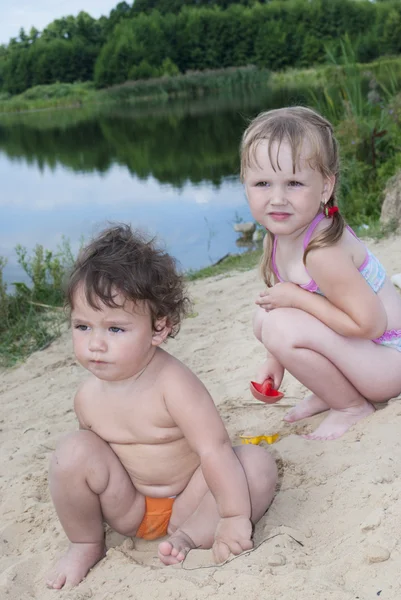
xmin=164 ymin=364 xmax=252 ymax=554
xmin=74 ymin=381 xmax=90 ymax=429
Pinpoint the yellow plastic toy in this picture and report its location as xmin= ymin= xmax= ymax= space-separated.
xmin=240 ymin=433 xmax=279 ymax=445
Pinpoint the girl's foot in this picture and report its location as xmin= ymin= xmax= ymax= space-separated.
xmin=303 ymin=402 xmax=375 ymax=441
xmin=158 ymin=530 xmax=196 ymax=565
xmin=46 ymin=541 xmax=105 ymax=589
xmin=284 ymin=393 xmax=329 ymax=422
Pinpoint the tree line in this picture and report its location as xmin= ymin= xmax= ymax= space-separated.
xmin=1 ymin=0 xmax=401 ymax=95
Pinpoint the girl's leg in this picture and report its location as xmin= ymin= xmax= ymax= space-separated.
xmin=158 ymin=445 xmax=277 ymax=565
xmin=46 ymin=430 xmax=145 ymax=589
xmin=253 ymin=306 xmax=276 ymax=381
xmin=260 ymin=308 xmax=401 ymax=440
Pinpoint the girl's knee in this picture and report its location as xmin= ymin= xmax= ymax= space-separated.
xmin=253 ymin=306 xmax=266 ymax=342
xmin=261 ymin=308 xmax=296 ymax=352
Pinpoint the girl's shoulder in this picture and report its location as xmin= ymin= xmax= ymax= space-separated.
xmin=307 ymin=219 xmax=367 ymax=270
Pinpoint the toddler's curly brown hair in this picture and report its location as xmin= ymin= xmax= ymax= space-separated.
xmin=66 ymin=224 xmax=191 ymax=337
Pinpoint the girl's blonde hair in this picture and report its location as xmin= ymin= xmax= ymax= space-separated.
xmin=240 ymin=106 xmax=345 ymax=287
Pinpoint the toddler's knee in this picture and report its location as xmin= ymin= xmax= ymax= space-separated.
xmin=235 ymin=445 xmax=278 ymax=493
xmin=252 ymin=447 xmax=278 ymax=493
xmin=49 ymin=430 xmax=101 ymax=476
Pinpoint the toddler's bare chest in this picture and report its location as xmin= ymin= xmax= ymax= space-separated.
xmin=78 ymin=392 xmax=177 ymax=445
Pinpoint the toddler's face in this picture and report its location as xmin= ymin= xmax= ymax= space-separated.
xmin=244 ymin=139 xmax=334 ymax=238
xmin=71 ymin=286 xmax=165 ymax=382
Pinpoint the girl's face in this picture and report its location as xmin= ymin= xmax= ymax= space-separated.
xmin=244 ymin=139 xmax=335 ymax=238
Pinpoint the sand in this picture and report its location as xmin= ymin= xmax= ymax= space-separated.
xmin=1 ymin=234 xmax=401 ymax=600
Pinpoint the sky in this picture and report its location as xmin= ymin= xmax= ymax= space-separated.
xmin=0 ymin=0 xmax=121 ymax=45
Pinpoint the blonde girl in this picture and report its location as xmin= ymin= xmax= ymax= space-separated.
xmin=241 ymin=106 xmax=401 ymax=440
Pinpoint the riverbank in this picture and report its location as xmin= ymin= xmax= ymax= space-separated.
xmin=0 ymin=66 xmax=268 ymax=114
xmin=1 ymin=231 xmax=400 ymax=599
xmin=1 ymin=56 xmax=401 ymax=115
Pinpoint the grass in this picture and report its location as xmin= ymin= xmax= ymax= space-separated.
xmin=0 ymin=82 xmax=97 ymax=114
xmin=1 ymin=55 xmax=401 ymax=115
xmin=0 ymin=67 xmax=269 ymax=114
xmin=0 ymin=238 xmax=74 ymax=368
xmin=100 ymin=66 xmax=270 ymax=103
xmin=0 ymin=306 xmax=65 ymax=368
xmin=270 ymin=55 xmax=401 ymax=93
xmin=186 ymin=248 xmax=262 ymax=281
xmin=355 ymin=217 xmax=400 ymax=240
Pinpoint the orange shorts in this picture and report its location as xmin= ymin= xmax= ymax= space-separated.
xmin=135 ymin=496 xmax=175 ymax=541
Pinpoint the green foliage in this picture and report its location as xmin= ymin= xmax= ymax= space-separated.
xmin=0 ymin=239 xmax=75 ymax=366
xmin=2 ymin=0 xmax=401 ymax=95
xmin=131 ymin=0 xmax=258 ymax=13
xmin=101 ymin=66 xmax=270 ymax=102
xmin=306 ymin=38 xmax=401 ymax=226
xmin=0 ymin=82 xmax=96 ymax=112
xmin=95 ymin=0 xmax=401 ymax=88
xmin=186 ymin=248 xmax=263 ymax=281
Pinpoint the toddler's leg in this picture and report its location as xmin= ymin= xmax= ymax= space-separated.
xmin=158 ymin=445 xmax=277 ymax=565
xmin=46 ymin=430 xmax=144 ymax=589
xmin=260 ymin=308 xmax=401 ymax=440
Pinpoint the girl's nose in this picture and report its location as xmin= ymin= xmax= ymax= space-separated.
xmin=270 ymin=188 xmax=287 ymax=204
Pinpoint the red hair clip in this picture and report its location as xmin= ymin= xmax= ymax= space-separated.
xmin=324 ymin=205 xmax=339 ymax=218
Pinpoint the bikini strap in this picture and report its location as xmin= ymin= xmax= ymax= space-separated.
xmin=303 ymin=213 xmax=325 ymax=250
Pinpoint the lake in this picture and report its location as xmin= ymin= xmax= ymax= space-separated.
xmin=0 ymin=85 xmax=309 ymax=286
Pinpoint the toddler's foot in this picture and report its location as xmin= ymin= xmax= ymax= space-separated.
xmin=303 ymin=401 xmax=375 ymax=441
xmin=158 ymin=530 xmax=196 ymax=565
xmin=284 ymin=394 xmax=329 ymax=423
xmin=46 ymin=541 xmax=105 ymax=589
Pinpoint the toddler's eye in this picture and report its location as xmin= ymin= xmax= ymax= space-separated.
xmin=109 ymin=327 xmax=124 ymax=333
xmin=255 ymin=181 xmax=269 ymax=187
xmin=75 ymin=324 xmax=88 ymax=331
xmin=288 ymin=180 xmax=303 ymax=187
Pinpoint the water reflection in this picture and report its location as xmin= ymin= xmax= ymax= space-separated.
xmin=0 ymin=85 xmax=311 ymax=284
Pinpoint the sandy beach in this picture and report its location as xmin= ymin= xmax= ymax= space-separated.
xmin=1 ymin=233 xmax=401 ymax=600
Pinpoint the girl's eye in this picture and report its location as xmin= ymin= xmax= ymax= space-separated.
xmin=288 ymin=181 xmax=303 ymax=187
xmin=255 ymin=181 xmax=269 ymax=187
xmin=75 ymin=324 xmax=88 ymax=331
xmin=109 ymin=327 xmax=124 ymax=333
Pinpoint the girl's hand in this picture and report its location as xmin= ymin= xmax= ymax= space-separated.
xmin=255 ymin=282 xmax=301 ymax=311
xmin=255 ymin=356 xmax=284 ymax=390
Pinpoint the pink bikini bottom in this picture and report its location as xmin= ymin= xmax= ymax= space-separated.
xmin=373 ymin=329 xmax=401 ymax=352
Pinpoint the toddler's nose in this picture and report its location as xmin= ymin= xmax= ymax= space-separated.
xmin=88 ymin=332 xmax=107 ymax=352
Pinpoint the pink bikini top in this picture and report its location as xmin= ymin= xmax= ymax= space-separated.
xmin=272 ymin=213 xmax=386 ymax=294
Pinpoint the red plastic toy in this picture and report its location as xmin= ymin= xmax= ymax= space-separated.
xmin=249 ymin=378 xmax=284 ymax=404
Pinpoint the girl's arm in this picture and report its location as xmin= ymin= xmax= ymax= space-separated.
xmin=299 ymin=244 xmax=387 ymax=339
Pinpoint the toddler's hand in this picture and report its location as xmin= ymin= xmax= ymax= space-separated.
xmin=256 ymin=282 xmax=300 ymax=311
xmin=212 ymin=516 xmax=253 ymax=564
